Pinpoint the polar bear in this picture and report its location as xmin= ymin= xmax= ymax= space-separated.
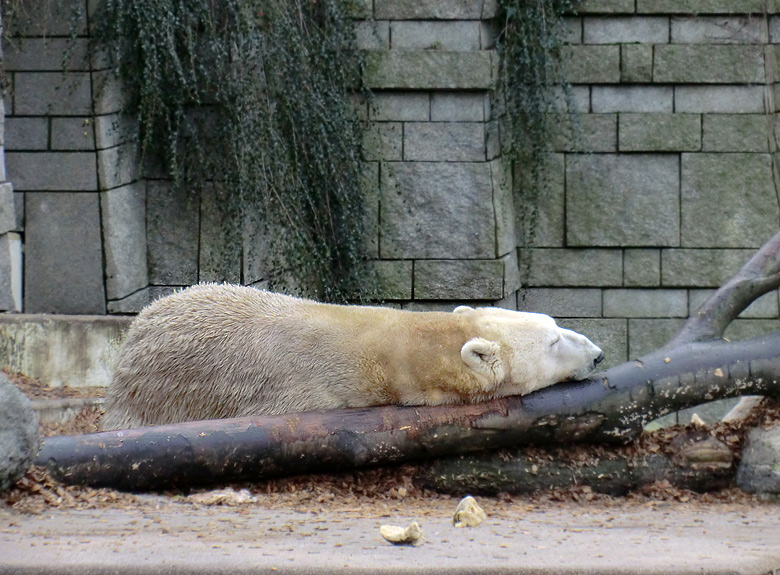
xmin=102 ymin=284 xmax=604 ymax=429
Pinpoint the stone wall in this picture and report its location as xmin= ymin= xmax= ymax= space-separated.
xmin=2 ymin=0 xmax=780 ymax=370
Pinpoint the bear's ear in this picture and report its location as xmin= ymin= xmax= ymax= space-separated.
xmin=461 ymin=338 xmax=505 ymax=386
xmin=453 ymin=305 xmax=474 ymax=315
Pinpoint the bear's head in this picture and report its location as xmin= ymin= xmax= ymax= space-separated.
xmin=453 ymin=306 xmax=604 ymax=396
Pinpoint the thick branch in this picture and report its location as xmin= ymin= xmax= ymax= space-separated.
xmin=667 ymin=230 xmax=780 ymax=348
xmin=36 ymin=331 xmax=780 ymax=490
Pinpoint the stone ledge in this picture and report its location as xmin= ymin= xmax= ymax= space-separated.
xmin=364 ymin=51 xmax=496 ymax=90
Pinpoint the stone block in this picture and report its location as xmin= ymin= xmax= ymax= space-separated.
xmin=604 ymin=289 xmax=688 ymax=318
xmin=771 ymin=16 xmax=780 ymax=42
xmin=5 ymin=117 xmax=48 ymax=150
xmin=24 ymin=192 xmax=105 ymax=314
xmin=661 ymin=249 xmax=757 ymax=287
xmin=372 ymin=260 xmax=413 ymax=300
xmin=6 ymin=151 xmax=97 ymax=191
xmin=724 ymin=319 xmax=780 ymax=342
xmin=147 ymin=181 xmax=199 ymax=285
xmin=703 ymin=114 xmax=770 ymax=152
xmin=566 ymin=154 xmax=680 ymax=247
xmin=0 ymin=376 xmax=39 ymax=492
xmin=628 ymin=319 xmax=686 ymax=358
xmin=414 ymin=259 xmax=504 ymax=300
xmin=0 ymin=183 xmax=16 ymax=235
xmin=360 ymin=162 xmax=380 ymax=259
xmin=242 ymin=211 xmax=269 ymax=287
xmin=619 ymin=113 xmax=701 ymax=152
xmin=0 ymin=233 xmax=22 ymax=311
xmin=4 ymin=0 xmax=88 ymax=36
xmin=51 ymin=117 xmax=95 ymax=150
xmin=98 ymin=142 xmax=140 ymax=190
xmin=690 ymin=289 xmax=779 ymax=319
xmin=481 ymin=19 xmax=500 ymax=49
xmin=198 ymin=183 xmax=241 ymax=284
xmin=354 ymin=20 xmax=389 ymax=50
xmin=549 ymin=114 xmax=617 ymax=153
xmin=583 ymin=16 xmax=669 ymax=43
xmin=370 ymin=92 xmax=429 ymax=121
xmin=624 ymin=249 xmax=661 ymax=287
xmin=621 ymin=44 xmax=654 ymax=83
xmin=431 ymin=93 xmax=487 ymax=122
xmin=637 ymin=0 xmax=769 ymax=13
xmin=672 ymin=16 xmax=762 ymax=44
xmin=3 ymin=38 xmax=90 ymax=71
xmin=92 ymin=70 xmax=131 ymax=116
xmin=523 ymin=248 xmax=623 ymax=287
xmin=391 ymin=21 xmax=480 ymax=51
xmin=592 ymin=86 xmax=673 ymax=113
xmin=737 ymin=427 xmax=780 ymax=495
xmin=557 ymin=318 xmax=628 ymax=368
xmin=491 ymin=158 xmax=515 ymax=257
xmin=375 ymin=0 xmax=487 ymax=19
xmin=515 ymin=154 xmax=565 ymax=248
xmin=577 ymin=0 xmax=635 ymax=13
xmin=675 ymin=86 xmax=764 ymax=114
xmin=94 ymin=113 xmax=137 ymax=150
xmin=681 ymin=153 xmax=778 ymax=248
xmin=14 ymin=72 xmax=92 ymax=115
xmin=364 ymin=122 xmax=402 ymax=161
xmin=562 ymin=17 xmax=583 ymax=43
xmin=380 ymin=161 xmax=495 ymax=259
xmin=518 ymin=288 xmax=602 ymax=317
xmin=502 ymin=251 xmax=521 ymax=295
xmin=562 ymin=45 xmax=620 ymax=84
xmin=404 ymin=122 xmax=486 ymax=161
xmin=364 ymin=51 xmax=496 ymax=90
xmin=107 ymin=286 xmax=177 ymax=314
xmin=653 ymin=45 xmax=764 ymax=84
xmin=101 ymin=182 xmax=148 ymax=300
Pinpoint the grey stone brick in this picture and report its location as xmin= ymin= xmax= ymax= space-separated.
xmin=24 ymin=192 xmax=105 ymax=314
xmin=94 ymin=113 xmax=137 ymax=150
xmin=4 ymin=0 xmax=88 ymax=36
xmin=14 ymin=72 xmax=92 ymax=115
xmin=480 ymin=19 xmax=500 ymax=49
xmin=675 ymin=86 xmax=764 ymax=114
xmin=604 ymin=289 xmax=688 ymax=318
xmin=101 ymin=182 xmax=148 ymax=300
xmin=354 ymin=20 xmax=389 ymax=50
xmin=364 ymin=122 xmax=402 ymax=161
xmin=562 ymin=17 xmax=582 ymax=43
xmin=566 ymin=154 xmax=680 ymax=247
xmin=562 ymin=45 xmax=620 ymax=84
xmin=391 ymin=21 xmax=480 ymax=51
xmin=0 ymin=233 xmax=22 ymax=311
xmin=523 ymin=248 xmax=623 ymax=287
xmin=361 ymin=162 xmax=380 ymax=259
xmin=516 ymin=154 xmax=565 ymax=248
xmin=682 ymin=153 xmax=778 ymax=248
xmin=690 ymin=289 xmax=779 ymax=319
xmin=628 ymin=319 xmax=685 ymax=359
xmin=92 ymin=70 xmax=131 ymax=116
xmin=518 ymin=288 xmax=602 ymax=317
xmin=51 ymin=117 xmax=95 ymax=151
xmin=431 ymin=93 xmax=487 ymax=122
xmin=549 ymin=114 xmax=617 ymax=153
xmin=577 ymin=0 xmax=635 ymax=13
xmin=592 ymin=86 xmax=673 ymax=113
xmin=491 ymin=158 xmax=515 ymax=257
xmin=637 ymin=0 xmax=769 ymax=13
xmin=198 ymin=183 xmax=241 ymax=284
xmin=350 ymin=0 xmax=372 ymax=19
xmin=370 ymin=92 xmax=429 ymax=121
xmin=621 ymin=44 xmax=654 ymax=83
xmin=380 ymin=161 xmax=495 ymax=259
xmin=548 ymin=86 xmax=591 ymax=114
xmin=771 ymin=16 xmax=780 ymax=43
xmin=365 ymin=51 xmax=496 ymax=90
xmin=672 ymin=16 xmax=763 ymax=44
xmin=6 ymin=151 xmax=97 ymax=191
xmin=98 ymin=143 xmax=140 ymax=190
xmin=502 ymin=251 xmax=521 ymax=295
xmin=653 ymin=45 xmax=765 ymax=84
xmin=404 ymin=122 xmax=486 ymax=161
xmin=375 ymin=0 xmax=486 ymax=19
xmin=619 ymin=113 xmax=701 ymax=152
xmin=414 ymin=259 xmax=504 ymax=300
xmin=703 ymin=114 xmax=770 ymax=152
xmin=725 ymin=319 xmax=780 ymax=342
xmin=107 ymin=286 xmax=178 ymax=314
xmin=556 ymin=318 xmax=628 ymax=368
xmin=661 ymin=249 xmax=757 ymax=287
xmin=0 ymin=184 xmax=16 ymax=235
xmin=583 ymin=16 xmax=669 ymax=44
xmin=4 ymin=38 xmax=89 ymax=71
xmin=624 ymin=249 xmax=661 ymax=287
xmin=371 ymin=260 xmax=413 ymax=300
xmin=147 ymin=180 xmax=199 ymax=285
xmin=5 ymin=118 xmax=48 ymax=150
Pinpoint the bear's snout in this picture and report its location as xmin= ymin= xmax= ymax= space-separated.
xmin=594 ymin=351 xmax=605 ymax=366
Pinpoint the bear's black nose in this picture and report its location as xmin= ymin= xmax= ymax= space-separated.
xmin=594 ymin=352 xmax=605 ymax=366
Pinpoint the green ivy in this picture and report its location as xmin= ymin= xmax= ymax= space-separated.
xmin=92 ymin=0 xmax=373 ymax=302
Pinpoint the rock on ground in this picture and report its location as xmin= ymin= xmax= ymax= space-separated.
xmin=736 ymin=426 xmax=780 ymax=495
xmin=0 ymin=373 xmax=39 ymax=492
